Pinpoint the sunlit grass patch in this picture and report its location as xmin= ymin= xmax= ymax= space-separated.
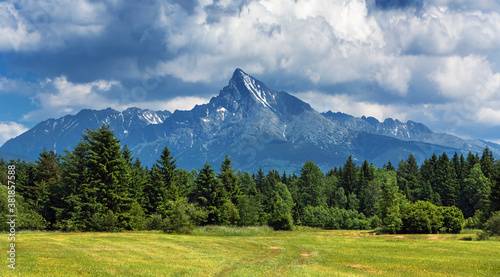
xmin=1 ymin=229 xmax=499 ymax=276
xmin=192 ymin=225 xmax=275 ymax=236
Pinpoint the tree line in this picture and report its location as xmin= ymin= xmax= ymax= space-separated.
xmin=1 ymin=125 xmax=499 ymax=234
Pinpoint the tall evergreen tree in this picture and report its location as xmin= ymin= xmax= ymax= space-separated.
xmin=218 ymin=155 xmax=240 ymax=204
xmin=385 ymin=161 xmax=395 ymax=172
xmin=33 ymin=149 xmax=62 ymax=227
xmin=238 ymin=171 xmax=258 ymax=197
xmin=435 ymin=153 xmax=458 ymax=206
xmin=480 ymin=146 xmax=495 ymax=180
xmin=357 ymin=160 xmax=374 ymax=195
xmin=58 ymin=142 xmax=90 ymax=230
xmin=83 ymin=125 xmax=131 ymax=229
xmin=451 ymin=152 xmax=464 ymax=181
xmin=341 ymin=156 xmax=357 ymax=195
xmin=194 ymin=162 xmax=220 ymax=224
xmin=458 ymin=164 xmax=491 ymax=218
xmin=298 ymin=161 xmax=326 ymax=208
xmin=465 ymin=151 xmax=480 ymax=177
xmin=144 ymin=165 xmax=166 ymax=215
xmin=156 ymin=145 xmax=178 ymax=201
xmin=397 ymin=154 xmax=420 ymax=202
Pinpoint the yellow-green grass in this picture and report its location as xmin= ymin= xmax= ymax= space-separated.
xmin=1 ymin=228 xmax=499 ymax=277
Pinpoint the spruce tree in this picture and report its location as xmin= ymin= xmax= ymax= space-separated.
xmin=194 ymin=162 xmax=220 ymax=224
xmin=238 ymin=171 xmax=258 ymax=197
xmin=480 ymin=146 xmax=495 ymax=180
xmin=59 ymin=142 xmax=91 ymax=230
xmin=435 ymin=153 xmax=459 ymax=206
xmin=145 ymin=165 xmax=166 ymax=215
xmin=83 ymin=125 xmax=131 ymax=230
xmin=341 ymin=156 xmax=357 ymax=195
xmin=218 ymin=155 xmax=240 ymax=204
xmin=33 ymin=149 xmax=62 ymax=227
xmin=156 ymin=145 xmax=178 ymax=201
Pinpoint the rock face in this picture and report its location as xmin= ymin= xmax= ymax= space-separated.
xmin=2 ymin=68 xmax=499 ymax=172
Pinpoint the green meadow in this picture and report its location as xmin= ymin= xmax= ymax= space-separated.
xmin=1 ymin=227 xmax=499 ymax=277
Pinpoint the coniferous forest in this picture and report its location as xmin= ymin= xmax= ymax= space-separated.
xmin=1 ymin=125 xmax=500 ymax=236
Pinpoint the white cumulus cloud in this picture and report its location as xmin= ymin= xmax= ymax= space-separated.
xmin=0 ymin=121 xmax=28 ymax=146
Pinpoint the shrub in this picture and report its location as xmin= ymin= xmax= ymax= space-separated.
xmin=369 ymin=215 xmax=381 ymax=229
xmin=301 ymin=206 xmax=370 ymax=230
xmin=88 ymin=210 xmax=119 ymax=232
xmin=162 ymin=199 xmax=195 ymax=234
xmin=401 ymin=201 xmax=442 ymax=234
xmin=440 ymin=206 xmax=464 ymax=234
xmin=217 ymin=200 xmax=240 ymax=226
xmin=146 ymin=214 xmax=164 ymax=230
xmin=483 ymin=211 xmax=500 ymax=237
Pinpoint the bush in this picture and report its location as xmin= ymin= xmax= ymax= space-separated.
xmin=146 ymin=214 xmax=164 ymax=230
xmin=401 ymin=201 xmax=442 ymax=234
xmin=440 ymin=206 xmax=464 ymax=234
xmin=301 ymin=206 xmax=370 ymax=230
xmin=128 ymin=201 xmax=146 ymax=230
xmin=476 ymin=231 xmax=489 ymax=241
xmin=89 ymin=210 xmax=119 ymax=232
xmin=162 ymin=199 xmax=194 ymax=234
xmin=217 ymin=200 xmax=240 ymax=226
xmin=369 ymin=215 xmax=381 ymax=229
xmin=483 ymin=211 xmax=500 ymax=237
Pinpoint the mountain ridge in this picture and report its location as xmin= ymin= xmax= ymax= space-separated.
xmin=1 ymin=69 xmax=498 ymax=172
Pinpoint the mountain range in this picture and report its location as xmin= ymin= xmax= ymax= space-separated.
xmin=2 ymin=68 xmax=499 ymax=173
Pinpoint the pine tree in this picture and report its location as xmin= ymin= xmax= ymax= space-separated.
xmin=59 ymin=142 xmax=91 ymax=230
xmin=465 ymin=151 xmax=480 ymax=177
xmin=420 ymin=154 xmax=438 ymax=201
xmin=176 ymin=168 xmax=196 ymax=198
xmin=218 ymin=155 xmax=240 ymax=204
xmin=357 ymin=160 xmax=374 ymax=196
xmin=90 ymin=126 xmax=132 ymax=229
xmin=435 ymin=153 xmax=459 ymax=206
xmin=452 ymin=152 xmax=464 ymax=181
xmin=480 ymin=146 xmax=495 ymax=180
xmin=128 ymin=158 xmax=148 ymax=207
xmin=238 ymin=171 xmax=258 ymax=197
xmin=255 ymin=168 xmax=265 ymax=193
xmin=341 ymin=156 xmax=357 ymax=195
xmin=385 ymin=161 xmax=395 ymax=172
xmin=194 ymin=162 xmax=220 ymax=224
xmin=397 ymin=154 xmax=421 ymax=202
xmin=144 ymin=165 xmax=166 ymax=215
xmin=33 ymin=149 xmax=62 ymax=227
xmin=156 ymin=145 xmax=178 ymax=201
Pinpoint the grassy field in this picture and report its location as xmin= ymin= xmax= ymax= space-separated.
xmin=1 ymin=227 xmax=499 ymax=276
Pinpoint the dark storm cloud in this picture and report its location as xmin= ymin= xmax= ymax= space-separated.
xmin=373 ymin=0 xmax=423 ymax=10
xmin=1 ymin=0 xmax=500 ymax=142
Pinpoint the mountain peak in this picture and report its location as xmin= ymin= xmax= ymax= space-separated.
xmin=231 ymin=68 xmax=247 ymax=79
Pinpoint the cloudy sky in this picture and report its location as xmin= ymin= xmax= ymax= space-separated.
xmin=1 ymin=0 xmax=500 ymax=146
